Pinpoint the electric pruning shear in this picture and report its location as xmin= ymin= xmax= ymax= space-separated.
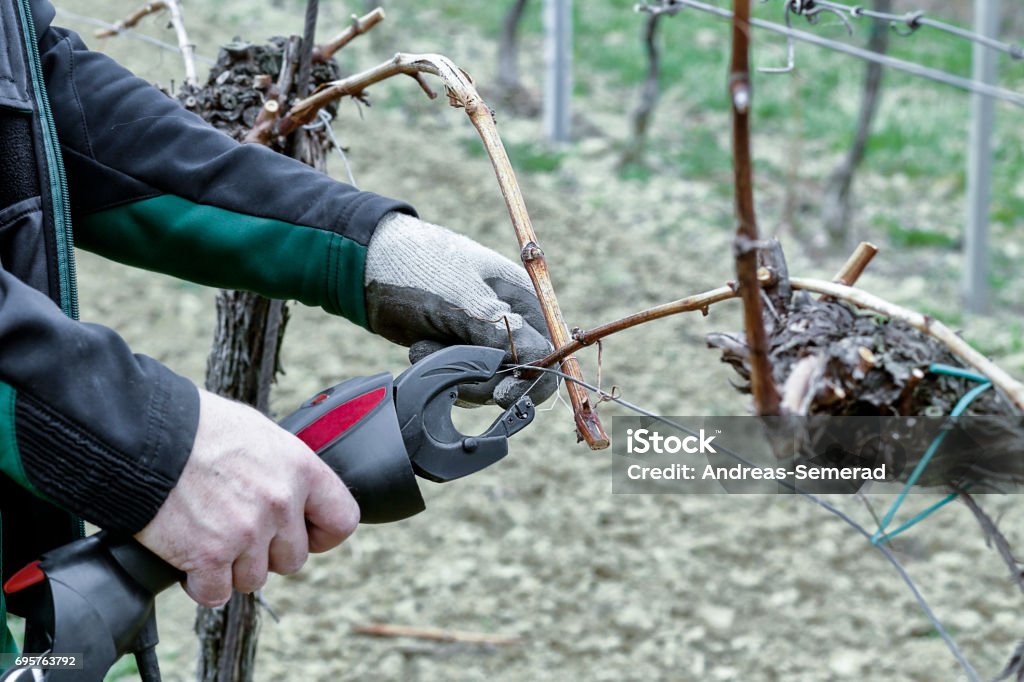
xmin=1 ymin=345 xmax=535 ymax=682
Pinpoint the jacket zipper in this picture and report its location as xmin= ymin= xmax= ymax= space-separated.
xmin=16 ymin=0 xmax=79 ymax=321
xmin=16 ymin=0 xmax=84 ymax=540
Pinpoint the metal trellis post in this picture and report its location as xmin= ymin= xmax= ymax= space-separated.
xmin=543 ymin=0 xmax=572 ymax=142
xmin=964 ymin=0 xmax=1000 ymax=314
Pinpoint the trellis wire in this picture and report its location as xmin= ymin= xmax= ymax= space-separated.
xmin=810 ymin=0 xmax=1024 ymax=60
xmin=507 ymin=364 xmax=980 ymax=680
xmin=759 ymin=0 xmax=1023 ymax=62
xmin=637 ymin=0 xmax=1024 ymax=108
xmin=303 ymin=110 xmax=357 ymax=186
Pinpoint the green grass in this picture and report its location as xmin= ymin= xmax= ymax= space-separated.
xmin=672 ymin=128 xmax=733 ymax=181
xmin=104 ymin=656 xmax=139 ymax=681
xmin=617 ymin=161 xmax=654 ymax=182
xmin=917 ymin=304 xmax=964 ymax=329
xmin=887 ymin=226 xmax=959 ymax=249
xmin=506 ymin=141 xmax=567 ymax=173
xmin=459 ymin=137 xmax=565 ymax=173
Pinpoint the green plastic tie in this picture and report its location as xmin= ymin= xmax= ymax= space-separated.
xmin=928 ymin=363 xmax=989 ymax=384
xmin=870 ymin=365 xmax=991 ymax=545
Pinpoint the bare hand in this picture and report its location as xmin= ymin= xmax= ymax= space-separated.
xmin=134 ymin=389 xmax=359 ymax=606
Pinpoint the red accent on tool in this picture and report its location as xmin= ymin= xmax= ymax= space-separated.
xmin=4 ymin=560 xmax=45 ymax=594
xmin=310 ymin=392 xmax=329 ymax=405
xmin=296 ymin=387 xmax=387 ymax=452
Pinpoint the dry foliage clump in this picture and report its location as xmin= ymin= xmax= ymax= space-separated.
xmin=178 ymin=37 xmax=342 ymax=156
xmin=706 ymin=246 xmax=1023 ymax=492
xmin=709 ymin=293 xmax=1007 ymax=418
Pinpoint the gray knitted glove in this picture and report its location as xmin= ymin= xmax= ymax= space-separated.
xmin=365 ymin=212 xmax=557 ymax=408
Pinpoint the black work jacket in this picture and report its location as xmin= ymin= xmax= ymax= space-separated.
xmin=0 ymin=0 xmax=413 ymax=602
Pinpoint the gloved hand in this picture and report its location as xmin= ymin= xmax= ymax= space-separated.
xmin=365 ymin=212 xmax=558 ymax=408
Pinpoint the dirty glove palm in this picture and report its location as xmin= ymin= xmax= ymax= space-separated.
xmin=365 ymin=212 xmax=556 ymax=407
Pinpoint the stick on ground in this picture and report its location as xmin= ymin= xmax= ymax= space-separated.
xmin=352 ymin=623 xmax=521 ymax=646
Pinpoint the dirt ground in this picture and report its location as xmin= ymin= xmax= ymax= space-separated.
xmin=57 ymin=3 xmax=1024 ymax=680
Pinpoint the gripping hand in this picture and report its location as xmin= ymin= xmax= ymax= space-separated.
xmin=365 ymin=212 xmax=557 ymax=408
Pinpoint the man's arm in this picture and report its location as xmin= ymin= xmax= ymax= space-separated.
xmin=0 ymin=265 xmax=197 ymax=534
xmin=0 ymin=263 xmax=358 ymax=605
xmin=36 ymin=1 xmax=414 ymax=329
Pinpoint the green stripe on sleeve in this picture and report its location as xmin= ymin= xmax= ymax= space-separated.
xmin=0 ymin=383 xmax=39 ymax=495
xmin=1 ymin=514 xmax=19 ymax=661
xmin=78 ymin=195 xmax=371 ymax=328
xmin=2 ymin=382 xmax=28 ymax=659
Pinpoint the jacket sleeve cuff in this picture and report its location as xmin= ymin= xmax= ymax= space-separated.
xmin=335 ymin=191 xmax=416 ymax=247
xmin=330 ymin=196 xmax=415 ymax=329
xmin=15 ymin=363 xmax=199 ymax=534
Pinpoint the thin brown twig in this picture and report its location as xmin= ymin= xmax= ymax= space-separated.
xmin=94 ymin=1 xmax=167 ymax=38
xmin=819 ymin=240 xmax=879 ymax=302
xmin=296 ymin=0 xmax=320 ymax=102
xmin=831 ymin=241 xmax=879 ymax=286
xmin=276 ymin=55 xmax=442 ymax=139
xmin=285 ymin=53 xmax=609 ymax=448
xmin=532 ymin=285 xmax=737 ymax=368
xmin=503 ymin=315 xmax=520 ymax=366
xmin=531 ymin=240 xmax=872 ymax=369
xmin=313 ymin=8 xmax=386 ymax=62
xmin=351 ymin=623 xmax=521 ymax=646
xmin=411 ymin=72 xmax=438 ymax=99
xmin=730 ymin=0 xmax=780 ymax=416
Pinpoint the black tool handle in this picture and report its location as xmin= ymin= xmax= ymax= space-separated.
xmin=3 ymin=533 xmax=171 ymax=681
xmin=3 ymin=372 xmax=424 ymax=682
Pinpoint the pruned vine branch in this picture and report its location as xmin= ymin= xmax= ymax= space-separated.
xmin=98 ymin=0 xmax=197 ymax=86
xmin=533 ymin=286 xmax=737 ymax=368
xmin=830 ymin=241 xmax=879 ymax=287
xmin=525 ymin=240 xmax=1024 ymax=416
xmin=94 ymin=0 xmax=166 ymax=38
xmin=351 ymin=623 xmax=520 ymax=646
xmin=312 ymin=7 xmax=386 ymax=63
xmin=275 ymin=52 xmax=611 ymax=448
xmin=730 ymin=0 xmax=780 ymax=416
